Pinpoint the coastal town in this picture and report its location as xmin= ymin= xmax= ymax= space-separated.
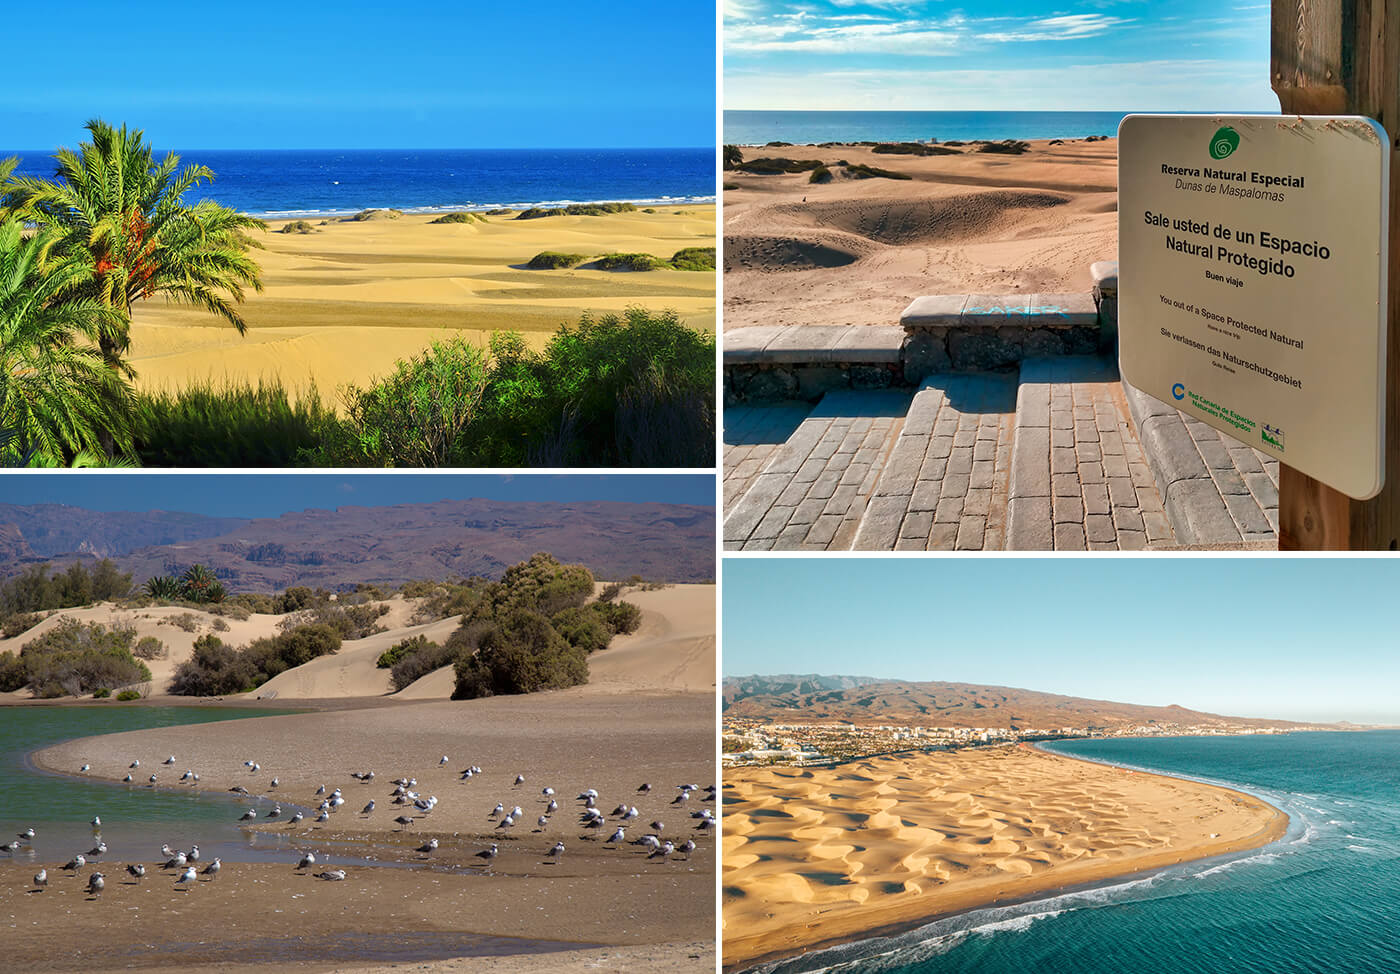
xmin=721 ymin=715 xmax=1334 ymax=767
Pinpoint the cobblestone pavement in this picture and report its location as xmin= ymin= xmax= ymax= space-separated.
xmin=1008 ymin=358 xmax=1174 ymax=550
xmin=853 ymin=374 xmax=1017 ymax=551
xmin=723 ymin=391 xmax=910 ymax=550
xmin=723 ymin=403 xmax=812 ymax=511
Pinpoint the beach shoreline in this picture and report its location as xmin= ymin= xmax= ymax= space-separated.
xmin=721 ymin=744 xmax=1288 ymax=972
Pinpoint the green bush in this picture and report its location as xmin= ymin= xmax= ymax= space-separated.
xmin=131 ymin=379 xmax=336 ymax=467
xmin=736 ymin=158 xmax=825 ymax=174
xmin=871 ymin=142 xmax=961 ymax=156
xmin=92 ymin=687 xmax=111 ymax=698
xmin=280 ymin=601 xmax=389 ymax=640
xmin=485 ymin=208 xmax=514 ymax=216
xmin=843 ymin=163 xmax=912 ymax=180
xmin=809 ymin=166 xmax=833 ymax=184
xmin=343 ymin=208 xmax=403 ymax=221
xmin=514 ymin=202 xmax=637 ymax=220
xmin=389 ymin=639 xmax=459 ymax=691
xmin=669 ymin=247 xmax=716 ymax=271
xmin=132 ymin=636 xmax=167 ymax=660
xmin=977 ymin=140 xmax=1030 ymax=155
xmin=166 ymin=612 xmax=202 ymax=633
xmin=429 ymin=211 xmax=485 ymax=224
xmin=278 ymin=220 xmax=316 ymax=233
xmin=2 ymin=613 xmax=43 ymax=638
xmin=551 ymin=605 xmax=612 ymax=654
xmin=116 ymin=689 xmax=140 ymax=701
xmin=320 ymin=336 xmax=491 ymax=467
xmin=452 ymin=609 xmax=587 ymax=699
xmin=592 ymin=599 xmax=642 ymax=636
xmin=377 ymin=633 xmax=433 ymax=669
xmin=526 ymin=252 xmax=590 ymax=270
xmin=169 ymin=624 xmax=340 ymax=696
xmin=593 ymin=253 xmax=665 ymax=272
xmin=211 ymin=617 xmax=230 ymax=632
xmin=0 ymin=560 xmax=132 ymax=616
xmin=0 ymin=650 xmax=24 ymax=691
xmin=14 ymin=619 xmax=151 ymax=698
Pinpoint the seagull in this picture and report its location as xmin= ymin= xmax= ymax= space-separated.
xmin=584 ymin=795 xmax=597 ymax=809
xmin=547 ymin=841 xmax=564 ymax=859
xmin=649 ymin=841 xmax=675 ymax=860
xmin=201 ymin=858 xmax=221 ymax=879
xmin=537 ymin=815 xmax=549 ymax=829
xmin=496 ymin=815 xmax=515 ymax=830
xmin=622 ymin=806 xmax=639 ymax=821
xmin=163 ymin=756 xmax=175 ymax=765
xmin=638 ymin=835 xmax=661 ymax=851
xmin=678 ymin=839 xmax=696 ymax=858
xmin=180 ymin=771 xmax=193 ymax=782
xmin=315 ymin=810 xmax=330 ymax=823
xmin=650 ymin=821 xmax=665 ymax=833
xmin=415 ymin=838 xmax=439 ymax=857
xmin=289 ymin=812 xmax=304 ymax=826
xmin=123 ymin=774 xmax=132 ymax=783
xmin=315 ymin=869 xmax=346 ymax=881
xmin=160 ymin=844 xmax=174 ymax=859
xmin=129 ymin=760 xmax=140 ymax=769
xmin=270 ymin=778 xmax=279 ymax=789
xmin=542 ymin=787 xmax=555 ymax=797
xmin=80 ymin=764 xmax=90 ymax=772
xmin=266 ymin=805 xmax=282 ymax=819
xmin=86 ymin=872 xmax=105 ymax=897
xmin=87 ymin=841 xmax=107 ymax=858
xmin=514 ymin=774 xmax=525 ymax=785
xmin=546 ymin=799 xmax=558 ymax=813
xmin=244 ymin=761 xmax=255 ymax=768
xmin=612 ymin=804 xmax=629 ymax=816
xmin=474 ymin=844 xmax=498 ymax=867
xmin=361 ymin=800 xmax=375 ymax=815
xmin=440 ymin=755 xmax=449 ymax=765
xmin=175 ymin=866 xmax=196 ymax=888
xmin=671 ymin=792 xmax=689 ymax=804
xmin=230 ymin=785 xmax=249 ymax=796
xmin=459 ymin=769 xmax=475 ymax=780
xmin=638 ymin=783 xmax=651 ymax=793
xmin=606 ymin=827 xmax=625 ymax=844
xmin=511 ymin=805 xmax=522 ymax=819
xmin=491 ymin=803 xmax=504 ymax=818
xmin=393 ymin=816 xmax=414 ymax=830
xmin=187 ymin=845 xmax=200 ymax=863
xmin=32 ymin=868 xmax=47 ymax=890
xmin=163 ymin=853 xmax=187 ymax=869
xmin=91 ymin=816 xmax=101 ymax=828
xmin=126 ymin=864 xmax=146 ymax=883
xmin=240 ymin=808 xmax=257 ymax=821
xmin=62 ymin=854 xmax=86 ymax=872
xmin=16 ymin=828 xmax=34 ymax=843
xmin=251 ymin=763 xmax=260 ymax=773
xmin=315 ymin=785 xmax=326 ymax=796
xmin=577 ymin=789 xmax=598 ymax=800
xmin=0 ymin=841 xmax=20 ymax=855
xmin=696 ymin=818 xmax=714 ymax=833
xmin=296 ymin=852 xmax=316 ymax=870
xmin=149 ymin=774 xmax=158 ymax=784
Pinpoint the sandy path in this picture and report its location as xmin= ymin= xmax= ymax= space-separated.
xmin=127 ymin=207 xmax=715 ymax=399
xmin=721 ymin=743 xmax=1286 ymax=970
xmin=723 ymin=140 xmax=1116 ymax=331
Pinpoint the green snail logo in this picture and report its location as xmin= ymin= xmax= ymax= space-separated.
xmin=1209 ymin=126 xmax=1240 ymax=160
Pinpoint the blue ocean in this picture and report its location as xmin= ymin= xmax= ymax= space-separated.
xmin=752 ymin=731 xmax=1400 ymax=974
xmin=2 ymin=147 xmax=714 ymax=219
xmin=724 ymin=111 xmax=1132 ymax=146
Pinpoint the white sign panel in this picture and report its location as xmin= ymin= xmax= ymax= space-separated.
xmin=1118 ymin=114 xmax=1389 ymax=499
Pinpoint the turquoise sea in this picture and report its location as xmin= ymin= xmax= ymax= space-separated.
xmin=751 ymin=731 xmax=1400 ymax=974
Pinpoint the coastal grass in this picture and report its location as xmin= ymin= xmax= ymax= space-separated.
xmin=278 ymin=220 xmax=317 ymax=233
xmin=126 ymin=308 xmax=714 ymax=467
xmin=515 ymin=202 xmax=638 ymax=220
xmin=809 ymin=165 xmax=833 ymax=184
xmin=872 ymin=142 xmax=961 ymax=156
xmin=668 ymin=247 xmax=715 ymax=271
xmin=593 ymin=253 xmax=667 ymax=272
xmin=736 ymin=157 xmax=825 ymax=174
xmin=429 ymin=212 xmax=487 ymax=224
xmin=343 ymin=208 xmax=404 ymax=221
xmin=527 ymin=252 xmax=592 ymax=269
xmin=842 ymin=162 xmax=912 ymax=180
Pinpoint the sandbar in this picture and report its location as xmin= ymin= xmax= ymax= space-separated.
xmin=721 ymin=743 xmax=1286 ymax=970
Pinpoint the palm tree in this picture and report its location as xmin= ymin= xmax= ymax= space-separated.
xmin=143 ymin=575 xmax=182 ymax=601
xmin=180 ymin=564 xmax=221 ymax=603
xmin=723 ymin=145 xmax=744 ymax=170
xmin=0 ymin=168 xmax=133 ymax=465
xmin=0 ymin=120 xmax=265 ymax=369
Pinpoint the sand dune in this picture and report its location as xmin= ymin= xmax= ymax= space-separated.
xmin=723 ymin=140 xmax=1116 ymax=331
xmin=127 ymin=207 xmax=716 ymax=398
xmin=721 ymin=745 xmax=1286 ymax=970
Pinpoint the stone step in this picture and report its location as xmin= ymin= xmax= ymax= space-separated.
xmin=1122 ymin=381 xmax=1279 ymax=546
xmin=901 ymin=292 xmax=1105 ymax=378
xmin=851 ymin=373 xmax=1018 ymax=551
xmin=722 ymin=389 xmax=911 ymax=550
xmin=1005 ymin=357 xmax=1173 ymax=550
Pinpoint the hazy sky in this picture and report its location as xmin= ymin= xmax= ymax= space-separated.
xmin=723 ymin=557 xmax=1400 ymax=725
xmin=1 ymin=1 xmax=715 ymax=149
xmin=0 ymin=474 xmax=714 ymax=519
xmin=724 ymin=0 xmax=1276 ymax=112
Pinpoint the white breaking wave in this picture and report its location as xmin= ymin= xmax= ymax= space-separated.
xmin=1193 ymin=852 xmax=1279 ymax=879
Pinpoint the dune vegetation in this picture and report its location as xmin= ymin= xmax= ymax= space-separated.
xmin=0 ymin=552 xmax=650 ymax=701
xmin=0 ymin=121 xmax=716 ymax=468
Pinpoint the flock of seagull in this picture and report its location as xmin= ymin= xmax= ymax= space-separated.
xmin=11 ymin=752 xmax=714 ymax=897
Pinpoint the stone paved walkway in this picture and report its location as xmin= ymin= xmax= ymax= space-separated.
xmin=852 ymin=374 xmax=1017 ymax=551
xmin=723 ymin=403 xmax=812 ymax=511
xmin=723 ymin=391 xmax=909 ymax=550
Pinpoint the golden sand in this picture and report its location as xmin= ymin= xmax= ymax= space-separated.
xmin=126 ymin=206 xmax=715 ymax=398
xmin=721 ymin=744 xmax=1286 ymax=970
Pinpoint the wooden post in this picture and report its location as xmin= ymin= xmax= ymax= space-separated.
xmin=1272 ymin=0 xmax=1400 ymax=549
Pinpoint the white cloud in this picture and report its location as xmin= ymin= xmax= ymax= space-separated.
xmin=976 ymin=14 xmax=1129 ymax=42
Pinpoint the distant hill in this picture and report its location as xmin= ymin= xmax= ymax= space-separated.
xmin=0 ymin=499 xmax=714 ymax=590
xmin=722 ymin=675 xmax=1307 ymax=730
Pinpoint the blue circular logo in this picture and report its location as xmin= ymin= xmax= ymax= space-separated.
xmin=1171 ymin=383 xmax=1186 ymax=400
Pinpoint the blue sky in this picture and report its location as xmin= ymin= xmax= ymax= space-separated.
xmin=725 ymin=0 xmax=1275 ymax=112
xmin=0 ymin=474 xmax=713 ymax=519
xmin=724 ymin=558 xmax=1400 ymax=724
xmin=2 ymin=1 xmax=715 ymax=149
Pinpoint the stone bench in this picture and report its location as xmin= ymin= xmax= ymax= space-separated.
xmin=724 ymin=325 xmax=906 ymax=403
xmin=900 ymin=292 xmax=1104 ymax=380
